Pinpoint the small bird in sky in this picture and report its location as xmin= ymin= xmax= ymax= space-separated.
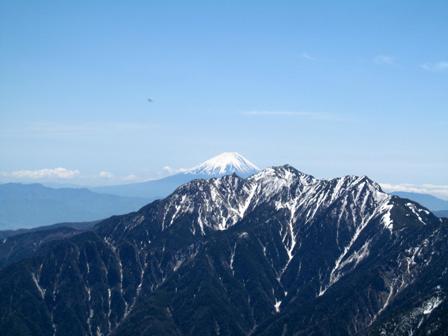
xmin=147 ymin=98 xmax=153 ymax=103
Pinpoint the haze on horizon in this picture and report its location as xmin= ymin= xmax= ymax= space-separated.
xmin=0 ymin=1 xmax=447 ymax=198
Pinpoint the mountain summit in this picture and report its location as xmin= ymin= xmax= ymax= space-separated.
xmin=187 ymin=152 xmax=259 ymax=176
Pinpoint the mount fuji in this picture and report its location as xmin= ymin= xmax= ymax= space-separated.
xmin=92 ymin=152 xmax=259 ymax=199
xmin=187 ymin=152 xmax=259 ymax=176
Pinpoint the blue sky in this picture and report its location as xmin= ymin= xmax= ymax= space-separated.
xmin=0 ymin=1 xmax=447 ymax=197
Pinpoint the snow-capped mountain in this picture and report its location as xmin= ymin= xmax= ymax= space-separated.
xmin=186 ymin=152 xmax=259 ymax=176
xmin=92 ymin=152 xmax=259 ymax=198
xmin=1 ymin=165 xmax=447 ymax=336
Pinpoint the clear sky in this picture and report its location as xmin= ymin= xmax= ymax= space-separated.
xmin=0 ymin=1 xmax=447 ymax=197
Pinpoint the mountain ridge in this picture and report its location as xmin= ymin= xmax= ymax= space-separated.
xmin=0 ymin=164 xmax=446 ymax=335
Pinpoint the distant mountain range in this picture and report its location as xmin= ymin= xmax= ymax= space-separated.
xmin=392 ymin=191 xmax=448 ymax=212
xmin=0 ymin=183 xmax=148 ymax=230
xmin=0 ymin=165 xmax=446 ymax=335
xmin=436 ymin=210 xmax=448 ymax=218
